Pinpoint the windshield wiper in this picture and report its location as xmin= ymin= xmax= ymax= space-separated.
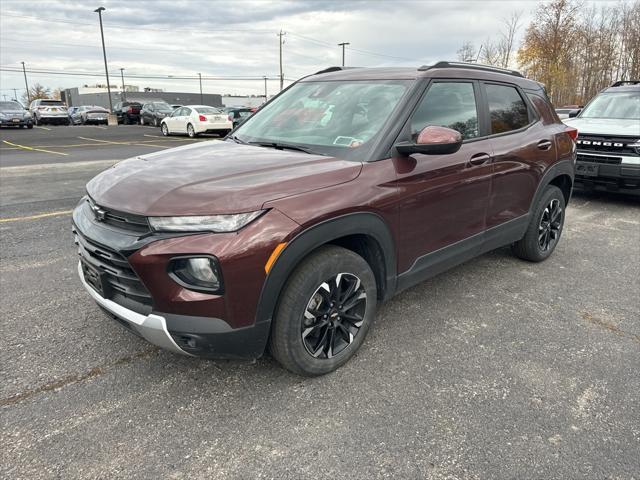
xmin=247 ymin=141 xmax=325 ymax=155
xmin=228 ymin=135 xmax=246 ymax=144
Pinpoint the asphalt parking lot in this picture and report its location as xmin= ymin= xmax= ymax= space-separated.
xmin=1 ymin=126 xmax=639 ymax=479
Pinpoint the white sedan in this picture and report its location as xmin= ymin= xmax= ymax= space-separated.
xmin=160 ymin=105 xmax=233 ymax=137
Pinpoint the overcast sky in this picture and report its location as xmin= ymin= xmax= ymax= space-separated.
xmin=0 ymin=0 xmax=627 ymax=100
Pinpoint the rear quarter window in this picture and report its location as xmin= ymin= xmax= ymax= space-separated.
xmin=485 ymin=84 xmax=530 ymax=134
xmin=527 ymin=92 xmax=559 ymax=125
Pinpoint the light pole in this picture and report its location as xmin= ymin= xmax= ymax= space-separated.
xmin=119 ymin=68 xmax=126 ymax=101
xmin=197 ymin=73 xmax=203 ymax=104
xmin=338 ymin=42 xmax=350 ymax=67
xmin=94 ymin=6 xmax=113 ymax=113
xmin=263 ymin=76 xmax=267 ymax=100
xmin=278 ymin=30 xmax=286 ymax=91
xmin=21 ymin=61 xmax=30 ymax=104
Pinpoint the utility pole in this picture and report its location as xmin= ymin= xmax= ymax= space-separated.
xmin=21 ymin=61 xmax=30 ymax=104
xmin=263 ymin=76 xmax=268 ymax=100
xmin=278 ymin=30 xmax=286 ymax=91
xmin=338 ymin=42 xmax=350 ymax=67
xmin=12 ymin=88 xmax=19 ymax=101
xmin=198 ymin=73 xmax=203 ymax=104
xmin=119 ymin=68 xmax=126 ymax=101
xmin=94 ymin=7 xmax=113 ymax=113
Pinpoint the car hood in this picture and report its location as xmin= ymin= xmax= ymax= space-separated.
xmin=87 ymin=140 xmax=362 ymax=216
xmin=1 ymin=110 xmax=28 ymax=115
xmin=563 ymin=117 xmax=640 ymax=137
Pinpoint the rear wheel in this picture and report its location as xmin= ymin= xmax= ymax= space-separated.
xmin=139 ymin=116 xmax=145 ymax=125
xmin=512 ymin=185 xmax=565 ymax=262
xmin=269 ymin=246 xmax=377 ymax=376
xmin=161 ymin=123 xmax=169 ymax=136
xmin=187 ymin=123 xmax=197 ymax=138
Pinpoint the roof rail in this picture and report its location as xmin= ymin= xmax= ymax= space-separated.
xmin=610 ymin=80 xmax=640 ymax=87
xmin=314 ymin=66 xmax=345 ymax=75
xmin=418 ymin=61 xmax=524 ymax=78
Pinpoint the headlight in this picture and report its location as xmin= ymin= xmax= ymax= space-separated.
xmin=169 ymin=256 xmax=223 ymax=293
xmin=148 ymin=211 xmax=265 ymax=232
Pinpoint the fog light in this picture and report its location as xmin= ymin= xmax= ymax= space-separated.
xmin=169 ymin=256 xmax=223 ymax=293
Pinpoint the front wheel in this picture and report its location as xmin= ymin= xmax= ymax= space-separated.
xmin=512 ymin=185 xmax=566 ymax=262
xmin=269 ymin=246 xmax=377 ymax=376
xmin=161 ymin=123 xmax=169 ymax=136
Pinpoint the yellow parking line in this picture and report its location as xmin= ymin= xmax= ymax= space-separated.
xmin=1 ymin=140 xmax=69 ymax=156
xmin=34 ymin=125 xmax=51 ymax=131
xmin=0 ymin=210 xmax=73 ymax=223
xmin=77 ymin=136 xmax=129 ymax=145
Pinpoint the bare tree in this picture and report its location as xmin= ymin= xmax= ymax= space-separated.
xmin=498 ymin=11 xmax=522 ymax=68
xmin=457 ymin=41 xmax=477 ymax=63
xmin=22 ymin=83 xmax=51 ymax=105
xmin=480 ymin=39 xmax=501 ymax=66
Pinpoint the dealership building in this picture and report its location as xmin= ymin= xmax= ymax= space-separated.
xmin=62 ymin=85 xmax=266 ymax=109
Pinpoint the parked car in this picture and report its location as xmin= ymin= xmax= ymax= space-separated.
xmin=564 ymin=80 xmax=640 ymax=195
xmin=69 ymin=105 xmax=109 ymax=125
xmin=139 ymin=101 xmax=175 ymax=127
xmin=0 ymin=100 xmax=33 ymax=128
xmin=73 ymin=62 xmax=577 ymax=375
xmin=225 ymin=106 xmax=254 ymax=128
xmin=160 ymin=105 xmax=232 ymax=137
xmin=29 ymin=99 xmax=69 ymax=125
xmin=113 ymin=101 xmax=142 ymax=124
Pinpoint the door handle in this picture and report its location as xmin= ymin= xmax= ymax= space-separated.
xmin=468 ymin=153 xmax=491 ymax=166
xmin=537 ymin=140 xmax=552 ymax=150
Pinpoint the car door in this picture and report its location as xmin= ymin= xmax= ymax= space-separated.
xmin=179 ymin=107 xmax=192 ymax=133
xmin=394 ymin=80 xmax=493 ymax=275
xmin=482 ymin=82 xmax=557 ymax=230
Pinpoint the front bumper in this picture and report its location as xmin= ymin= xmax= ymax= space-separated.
xmin=73 ymin=199 xmax=298 ymax=358
xmin=78 ymin=261 xmax=191 ymax=355
xmin=575 ymin=151 xmax=640 ymax=194
xmin=0 ymin=117 xmax=32 ymax=126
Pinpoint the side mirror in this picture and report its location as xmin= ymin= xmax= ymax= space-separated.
xmin=568 ymin=109 xmax=581 ymax=118
xmin=395 ymin=125 xmax=463 ymax=156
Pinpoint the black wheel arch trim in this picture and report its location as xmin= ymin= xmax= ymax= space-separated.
xmin=254 ymin=212 xmax=397 ymax=328
xmin=530 ymin=158 xmax=575 ymax=212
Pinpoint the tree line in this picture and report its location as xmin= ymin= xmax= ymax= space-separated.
xmin=458 ymin=0 xmax=640 ymax=106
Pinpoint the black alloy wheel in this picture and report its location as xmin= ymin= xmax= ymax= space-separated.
xmin=301 ymin=273 xmax=367 ymax=359
xmin=538 ymin=198 xmax=563 ymax=253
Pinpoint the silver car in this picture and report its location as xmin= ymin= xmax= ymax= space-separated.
xmin=69 ymin=105 xmax=109 ymax=125
xmin=29 ymin=99 xmax=69 ymax=125
xmin=0 ymin=100 xmax=33 ymax=129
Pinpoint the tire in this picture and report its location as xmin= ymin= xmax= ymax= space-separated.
xmin=511 ymin=185 xmax=566 ymax=262
xmin=187 ymin=123 xmax=197 ymax=138
xmin=34 ymin=115 xmax=39 ymax=126
xmin=153 ymin=117 xmax=159 ymax=127
xmin=27 ymin=124 xmax=33 ymax=129
xmin=139 ymin=116 xmax=145 ymax=126
xmin=269 ymin=245 xmax=378 ymax=376
xmin=161 ymin=123 xmax=169 ymax=136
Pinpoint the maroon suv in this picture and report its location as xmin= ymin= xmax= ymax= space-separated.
xmin=73 ymin=62 xmax=577 ymax=375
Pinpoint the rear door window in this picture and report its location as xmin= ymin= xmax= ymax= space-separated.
xmin=485 ymin=84 xmax=530 ymax=134
xmin=410 ymin=82 xmax=480 ymax=140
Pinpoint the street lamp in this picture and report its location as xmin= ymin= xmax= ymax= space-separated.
xmin=338 ymin=42 xmax=350 ymax=67
xmin=119 ymin=68 xmax=126 ymax=101
xmin=94 ymin=6 xmax=113 ymax=113
xmin=263 ymin=76 xmax=268 ymax=100
xmin=197 ymin=73 xmax=203 ymax=104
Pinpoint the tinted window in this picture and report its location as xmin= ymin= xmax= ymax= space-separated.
xmin=486 ymin=84 xmax=530 ymax=134
xmin=195 ymin=107 xmax=222 ymax=114
xmin=182 ymin=107 xmax=193 ymax=116
xmin=40 ymin=100 xmax=64 ymax=106
xmin=0 ymin=101 xmax=22 ymax=109
xmin=411 ymin=82 xmax=479 ymax=140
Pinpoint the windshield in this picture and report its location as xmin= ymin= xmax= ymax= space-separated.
xmin=580 ymin=91 xmax=640 ymax=120
xmin=233 ymin=80 xmax=411 ymax=160
xmin=195 ymin=107 xmax=223 ymax=114
xmin=0 ymin=101 xmax=22 ymax=109
xmin=152 ymin=102 xmax=172 ymax=111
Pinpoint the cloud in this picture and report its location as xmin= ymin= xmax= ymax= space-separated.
xmin=0 ymin=0 xmax=627 ymax=98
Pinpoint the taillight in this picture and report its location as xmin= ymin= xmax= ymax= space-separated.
xmin=564 ymin=126 xmax=578 ymax=141
xmin=127 ymin=107 xmax=133 ymax=113
xmin=228 ymin=114 xmax=233 ymax=122
xmin=199 ymin=114 xmax=207 ymax=122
